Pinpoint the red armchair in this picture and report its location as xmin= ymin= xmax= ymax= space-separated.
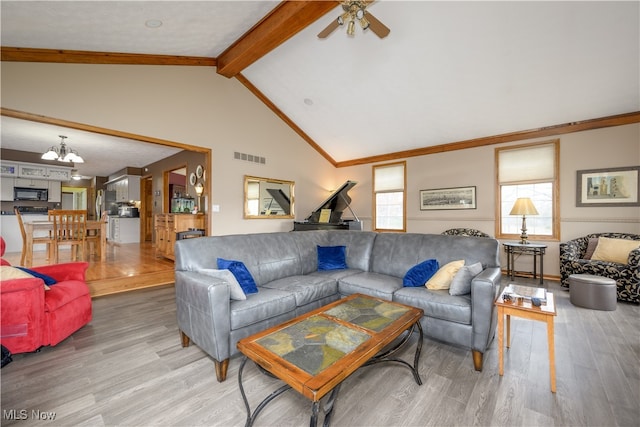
xmin=0 ymin=237 xmax=92 ymax=354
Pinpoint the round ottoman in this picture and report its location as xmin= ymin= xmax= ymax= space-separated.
xmin=569 ymin=274 xmax=617 ymax=311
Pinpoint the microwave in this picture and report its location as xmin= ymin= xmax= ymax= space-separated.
xmin=14 ymin=187 xmax=48 ymax=201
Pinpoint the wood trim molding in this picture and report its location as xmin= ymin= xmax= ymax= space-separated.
xmin=1 ymin=47 xmax=216 ymax=66
xmin=335 ymin=111 xmax=640 ymax=167
xmin=0 ymin=107 xmax=210 ymax=153
xmin=216 ymin=1 xmax=338 ymax=78
xmin=235 ymin=74 xmax=338 ymax=167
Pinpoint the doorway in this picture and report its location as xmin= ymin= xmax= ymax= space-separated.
xmin=141 ymin=176 xmax=154 ymax=242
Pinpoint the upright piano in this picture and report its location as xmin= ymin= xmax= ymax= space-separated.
xmin=293 ymin=180 xmax=362 ymax=231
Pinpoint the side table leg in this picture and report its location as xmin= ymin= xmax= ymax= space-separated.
xmin=506 ymin=314 xmax=511 ymax=348
xmin=547 ymin=317 xmax=556 ymax=393
xmin=498 ymin=307 xmax=504 ymax=376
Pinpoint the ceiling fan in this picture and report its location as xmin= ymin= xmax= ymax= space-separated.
xmin=318 ymin=1 xmax=390 ymax=39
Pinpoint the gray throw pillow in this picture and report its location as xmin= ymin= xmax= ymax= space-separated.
xmin=198 ymin=269 xmax=247 ymax=300
xmin=448 ymin=262 xmax=483 ymax=296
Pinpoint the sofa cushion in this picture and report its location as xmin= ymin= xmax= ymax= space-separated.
xmin=583 ymin=237 xmax=599 ymax=260
xmin=198 ymin=269 xmax=247 ymax=300
xmin=1 ymin=266 xmax=51 ymax=290
xmin=403 ymin=259 xmax=439 ymax=287
xmin=393 ymin=287 xmax=472 ymax=325
xmin=217 ymin=258 xmax=258 ymax=294
xmin=15 ymin=267 xmax=57 ymax=286
xmin=229 ymin=288 xmax=296 ymax=330
xmin=338 ymin=272 xmax=403 ymax=301
xmin=261 ymin=275 xmax=338 ymax=307
xmin=426 ymin=260 xmax=465 ymax=290
xmin=591 ymin=237 xmax=640 ymax=264
xmin=449 ymin=262 xmax=483 ymax=296
xmin=317 ymin=245 xmax=347 ymax=271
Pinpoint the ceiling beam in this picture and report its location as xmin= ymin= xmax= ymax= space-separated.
xmin=0 ymin=47 xmax=216 ymax=66
xmin=216 ymin=0 xmax=338 ymax=78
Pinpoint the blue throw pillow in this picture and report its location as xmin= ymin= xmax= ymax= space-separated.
xmin=217 ymin=258 xmax=258 ymax=295
xmin=403 ymin=259 xmax=439 ymax=287
xmin=317 ymin=245 xmax=347 ymax=271
xmin=15 ymin=267 xmax=57 ymax=286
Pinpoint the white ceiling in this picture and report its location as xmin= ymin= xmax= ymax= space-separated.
xmin=1 ymin=1 xmax=638 ymax=175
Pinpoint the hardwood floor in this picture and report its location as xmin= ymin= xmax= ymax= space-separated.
xmin=2 ymin=242 xmax=175 ymax=297
xmin=1 ymin=277 xmax=639 ymax=426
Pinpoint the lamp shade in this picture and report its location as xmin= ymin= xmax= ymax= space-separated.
xmin=509 ymin=198 xmax=539 ymax=216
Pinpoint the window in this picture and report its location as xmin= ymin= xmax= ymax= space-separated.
xmin=373 ymin=161 xmax=406 ymax=232
xmin=496 ymin=141 xmax=559 ymax=240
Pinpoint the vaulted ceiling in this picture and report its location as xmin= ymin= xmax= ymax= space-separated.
xmin=2 ymin=1 xmax=639 ymax=178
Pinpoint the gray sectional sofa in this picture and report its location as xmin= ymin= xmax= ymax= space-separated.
xmin=174 ymin=230 xmax=501 ymax=382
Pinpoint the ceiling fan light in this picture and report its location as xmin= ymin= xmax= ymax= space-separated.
xmin=360 ymin=16 xmax=370 ymax=30
xmin=347 ymin=19 xmax=356 ymax=36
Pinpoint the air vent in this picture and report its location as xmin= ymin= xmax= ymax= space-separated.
xmin=234 ymin=151 xmax=266 ymax=165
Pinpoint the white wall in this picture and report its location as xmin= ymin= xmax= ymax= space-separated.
xmin=338 ymin=124 xmax=640 ymax=278
xmin=0 ymin=62 xmax=338 ymax=235
xmin=2 ymin=62 xmax=638 ymax=278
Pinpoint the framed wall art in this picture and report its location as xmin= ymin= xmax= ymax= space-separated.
xmin=576 ymin=166 xmax=640 ymax=207
xmin=420 ymin=186 xmax=476 ymax=211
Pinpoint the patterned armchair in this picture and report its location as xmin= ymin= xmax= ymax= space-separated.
xmin=442 ymin=228 xmax=491 ymax=238
xmin=559 ymin=232 xmax=640 ymax=303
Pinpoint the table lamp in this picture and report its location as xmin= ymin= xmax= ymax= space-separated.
xmin=510 ymin=197 xmax=538 ymax=244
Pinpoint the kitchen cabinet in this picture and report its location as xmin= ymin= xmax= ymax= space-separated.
xmin=1 ymin=162 xmax=18 ymax=178
xmin=155 ymin=213 xmax=204 ymax=260
xmin=1 ymin=161 xmax=71 ymax=181
xmin=46 ymin=167 xmax=72 ymax=181
xmin=18 ymin=164 xmax=48 ymax=180
xmin=48 ymin=181 xmax=62 ymax=203
xmin=1 ymin=178 xmax=14 ymax=201
xmin=108 ymin=216 xmax=140 ymax=244
xmin=14 ymin=177 xmax=49 ymax=188
xmin=107 ymin=175 xmax=141 ymax=202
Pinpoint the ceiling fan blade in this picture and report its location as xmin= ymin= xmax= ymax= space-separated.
xmin=365 ymin=12 xmax=390 ymax=38
xmin=318 ymin=18 xmax=341 ymax=39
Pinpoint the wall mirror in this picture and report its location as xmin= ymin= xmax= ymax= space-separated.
xmin=244 ymin=175 xmax=294 ymax=219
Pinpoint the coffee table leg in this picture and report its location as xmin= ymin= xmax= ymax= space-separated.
xmin=238 ymin=356 xmax=292 ymax=427
xmin=363 ymin=321 xmax=423 ymax=385
xmin=322 ymin=384 xmax=341 ymax=427
xmin=238 ymin=357 xmax=252 ymax=427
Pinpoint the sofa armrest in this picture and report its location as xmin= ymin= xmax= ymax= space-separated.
xmin=1 ymin=276 xmax=46 ymax=353
xmin=31 ymin=262 xmax=89 ymax=282
xmin=175 ymin=270 xmax=232 ymax=362
xmin=628 ymin=248 xmax=640 ymax=268
xmin=470 ymin=267 xmax=501 ymax=352
xmin=559 ymin=238 xmax=588 ymax=262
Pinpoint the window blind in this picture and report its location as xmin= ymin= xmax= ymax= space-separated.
xmin=374 ymin=164 xmax=404 ymax=192
xmin=499 ymin=143 xmax=555 ymax=183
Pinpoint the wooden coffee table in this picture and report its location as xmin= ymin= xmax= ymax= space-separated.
xmin=237 ymin=293 xmax=424 ymax=427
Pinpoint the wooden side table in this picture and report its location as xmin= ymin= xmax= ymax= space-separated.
xmin=495 ymin=288 xmax=557 ymax=392
xmin=503 ymin=242 xmax=547 ymax=285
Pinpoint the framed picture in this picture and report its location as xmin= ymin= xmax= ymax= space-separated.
xmin=576 ymin=166 xmax=640 ymax=207
xmin=420 ymin=186 xmax=476 ymax=210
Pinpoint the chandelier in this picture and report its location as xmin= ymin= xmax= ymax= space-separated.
xmin=41 ymin=135 xmax=84 ymax=163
